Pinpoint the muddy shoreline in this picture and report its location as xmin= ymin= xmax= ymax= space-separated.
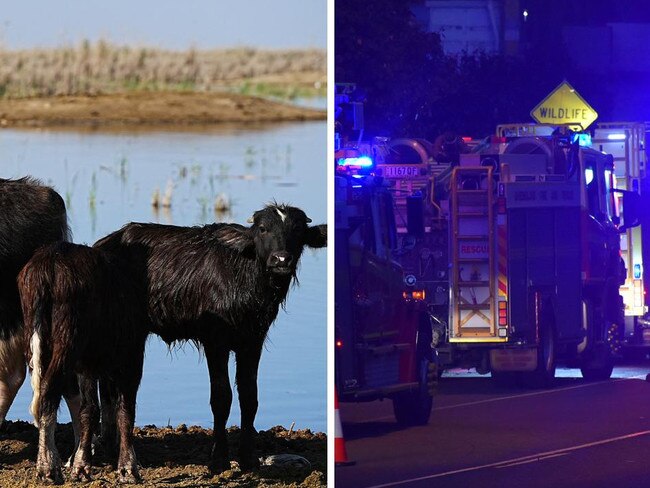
xmin=0 ymin=92 xmax=325 ymax=129
xmin=0 ymin=420 xmax=326 ymax=487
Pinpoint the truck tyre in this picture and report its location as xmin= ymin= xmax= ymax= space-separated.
xmin=393 ymin=356 xmax=434 ymax=426
xmin=522 ymin=321 xmax=556 ymax=388
xmin=580 ymin=343 xmax=614 ymax=381
xmin=394 ymin=313 xmax=436 ymax=426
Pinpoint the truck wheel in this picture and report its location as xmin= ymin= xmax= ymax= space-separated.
xmin=393 ymin=357 xmax=434 ymax=426
xmin=522 ymin=322 xmax=556 ymax=388
xmin=580 ymin=343 xmax=614 ymax=381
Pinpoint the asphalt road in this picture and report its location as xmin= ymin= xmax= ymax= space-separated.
xmin=336 ymin=362 xmax=650 ymax=488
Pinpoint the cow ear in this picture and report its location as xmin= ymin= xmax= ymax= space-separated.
xmin=305 ymin=224 xmax=327 ymax=248
xmin=217 ymin=226 xmax=255 ymax=256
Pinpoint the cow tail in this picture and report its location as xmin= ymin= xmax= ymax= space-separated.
xmin=28 ymin=331 xmax=43 ymax=426
xmin=19 ymin=261 xmax=55 ymax=428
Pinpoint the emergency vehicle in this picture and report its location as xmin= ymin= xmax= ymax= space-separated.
xmin=334 ymin=170 xmax=437 ymax=425
xmin=592 ymin=123 xmax=648 ymax=345
xmin=497 ymin=122 xmax=649 ymax=348
xmin=384 ymin=127 xmax=642 ymax=385
xmin=334 ymin=85 xmax=437 ymax=424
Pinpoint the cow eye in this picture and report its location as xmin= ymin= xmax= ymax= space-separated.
xmin=259 ymin=225 xmax=267 ymax=234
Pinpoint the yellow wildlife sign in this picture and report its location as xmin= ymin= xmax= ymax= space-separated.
xmin=530 ymin=81 xmax=598 ymax=129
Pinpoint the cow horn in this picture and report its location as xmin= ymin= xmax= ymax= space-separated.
xmin=247 ymin=216 xmax=254 ymax=224
xmin=306 ymin=217 xmax=312 ymax=223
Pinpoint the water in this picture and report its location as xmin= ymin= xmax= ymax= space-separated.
xmin=2 ymin=121 xmax=327 ymax=432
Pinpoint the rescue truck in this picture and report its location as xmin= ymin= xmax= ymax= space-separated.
xmin=497 ymin=123 xmax=649 ymax=348
xmin=334 ymin=169 xmax=437 ymax=425
xmin=334 ymin=84 xmax=437 ymax=424
xmin=592 ymin=123 xmax=649 ymax=346
xmin=385 ymin=127 xmax=642 ymax=386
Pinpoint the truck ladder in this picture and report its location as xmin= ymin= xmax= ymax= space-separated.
xmin=449 ymin=166 xmax=501 ymax=342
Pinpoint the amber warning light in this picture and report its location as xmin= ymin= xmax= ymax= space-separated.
xmin=403 ymin=290 xmax=426 ymax=301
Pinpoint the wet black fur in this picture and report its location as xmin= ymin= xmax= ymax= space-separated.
xmin=94 ymin=203 xmax=327 ymax=471
xmin=18 ymin=242 xmax=148 ymax=482
xmin=0 ymin=177 xmax=69 ymax=340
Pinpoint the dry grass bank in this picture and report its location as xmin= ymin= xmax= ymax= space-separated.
xmin=0 ymin=41 xmax=326 ymax=100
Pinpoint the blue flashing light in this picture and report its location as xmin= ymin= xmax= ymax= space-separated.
xmin=607 ymin=133 xmax=626 ymax=141
xmin=634 ymin=264 xmax=642 ymax=280
xmin=572 ymin=133 xmax=592 ymax=147
xmin=337 ymin=156 xmax=374 ymax=168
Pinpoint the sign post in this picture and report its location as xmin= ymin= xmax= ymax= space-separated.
xmin=530 ymin=81 xmax=598 ymax=129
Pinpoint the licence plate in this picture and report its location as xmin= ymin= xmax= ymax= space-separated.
xmin=380 ymin=165 xmax=424 ymax=178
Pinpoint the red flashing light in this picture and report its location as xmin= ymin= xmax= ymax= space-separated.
xmin=461 ymin=136 xmax=473 ymax=143
xmin=498 ymin=301 xmax=508 ymax=326
xmin=336 ymin=340 xmax=343 ymax=348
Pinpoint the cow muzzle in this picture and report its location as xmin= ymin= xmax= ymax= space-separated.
xmin=267 ymin=252 xmax=294 ymax=274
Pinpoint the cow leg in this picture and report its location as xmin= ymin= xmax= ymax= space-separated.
xmin=71 ymin=375 xmax=98 ymax=481
xmin=235 ymin=342 xmax=263 ymax=471
xmin=98 ymin=379 xmax=118 ymax=456
xmin=0 ymin=334 xmax=27 ymax=429
xmin=116 ymin=350 xmax=144 ymax=484
xmin=36 ymin=379 xmax=64 ymax=484
xmin=62 ymin=374 xmax=81 ymax=467
xmin=205 ymin=342 xmax=232 ymax=473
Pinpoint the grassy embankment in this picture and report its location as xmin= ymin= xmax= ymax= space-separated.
xmin=0 ymin=41 xmax=326 ymax=126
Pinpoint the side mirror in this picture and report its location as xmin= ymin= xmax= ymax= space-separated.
xmin=614 ymin=190 xmax=642 ymax=232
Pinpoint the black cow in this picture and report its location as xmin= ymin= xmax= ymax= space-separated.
xmin=95 ymin=203 xmax=327 ymax=472
xmin=18 ymin=242 xmax=148 ymax=484
xmin=0 ymin=177 xmax=76 ymax=429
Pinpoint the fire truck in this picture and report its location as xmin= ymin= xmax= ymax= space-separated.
xmin=384 ymin=127 xmax=642 ymax=386
xmin=334 ymin=171 xmax=437 ymax=425
xmin=592 ymin=123 xmax=649 ymax=346
xmin=334 ymin=84 xmax=437 ymax=425
xmin=497 ymin=123 xmax=649 ymax=348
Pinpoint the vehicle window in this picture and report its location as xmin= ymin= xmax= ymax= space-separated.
xmin=348 ymin=201 xmax=376 ymax=254
xmin=603 ymin=168 xmax=617 ymax=222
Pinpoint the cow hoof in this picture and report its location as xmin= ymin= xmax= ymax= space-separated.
xmin=210 ymin=443 xmax=231 ymax=474
xmin=71 ymin=463 xmax=92 ymax=482
xmin=117 ymin=466 xmax=141 ymax=484
xmin=37 ymin=467 xmax=63 ymax=485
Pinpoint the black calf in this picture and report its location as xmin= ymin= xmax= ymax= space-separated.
xmin=18 ymin=242 xmax=147 ymax=483
xmin=95 ymin=203 xmax=327 ymax=471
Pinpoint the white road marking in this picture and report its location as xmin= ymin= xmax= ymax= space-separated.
xmin=434 ymin=377 xmax=643 ymax=411
xmin=365 ymin=430 xmax=650 ymax=488
xmin=359 ymin=377 xmax=645 ymax=423
xmin=495 ymin=452 xmax=568 ymax=468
